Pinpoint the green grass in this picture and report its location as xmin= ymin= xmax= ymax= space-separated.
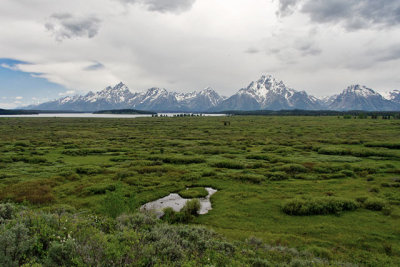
xmin=0 ymin=116 xmax=399 ymax=265
xmin=178 ymin=187 xmax=208 ymax=198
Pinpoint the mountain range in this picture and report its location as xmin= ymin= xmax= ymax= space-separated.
xmin=25 ymin=75 xmax=400 ymax=112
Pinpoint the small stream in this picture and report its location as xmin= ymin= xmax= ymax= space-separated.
xmin=140 ymin=187 xmax=217 ymax=218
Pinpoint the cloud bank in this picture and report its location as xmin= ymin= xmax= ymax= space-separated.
xmin=45 ymin=13 xmax=101 ymax=41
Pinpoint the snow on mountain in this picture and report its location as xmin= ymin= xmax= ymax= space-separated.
xmin=26 ymin=83 xmax=224 ymax=112
xmin=215 ymin=75 xmax=322 ymax=111
xmin=328 ymin=85 xmax=399 ymax=111
xmin=386 ymin=90 xmax=400 ymax=103
xmin=24 ymin=77 xmax=400 ymax=112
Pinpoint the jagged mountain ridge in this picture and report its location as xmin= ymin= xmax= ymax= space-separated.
xmin=26 ymin=83 xmax=225 ymax=112
xmin=25 ymin=75 xmax=400 ymax=111
xmin=329 ymin=85 xmax=399 ymax=111
xmin=386 ymin=90 xmax=400 ymax=103
xmin=214 ymin=75 xmax=323 ymax=111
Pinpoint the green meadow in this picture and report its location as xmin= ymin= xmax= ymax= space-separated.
xmin=0 ymin=116 xmax=399 ymax=266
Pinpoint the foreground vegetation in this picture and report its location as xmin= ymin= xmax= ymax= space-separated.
xmin=0 ymin=116 xmax=399 ymax=265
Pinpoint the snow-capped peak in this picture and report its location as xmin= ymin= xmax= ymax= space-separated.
xmin=239 ymin=74 xmax=294 ymax=102
xmin=343 ymin=85 xmax=379 ymax=97
xmin=386 ymin=89 xmax=400 ymax=103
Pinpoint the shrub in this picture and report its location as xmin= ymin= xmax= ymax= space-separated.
xmin=212 ymin=161 xmax=245 ymax=169
xmin=102 ymin=191 xmax=127 ymax=218
xmin=181 ymin=199 xmax=201 ymax=217
xmin=277 ymin=164 xmax=308 ymax=174
xmin=136 ymin=166 xmax=170 ymax=174
xmin=282 ymin=197 xmax=359 ymax=216
xmin=0 ymin=180 xmax=55 ymax=204
xmin=47 ymin=239 xmax=77 ymax=266
xmin=364 ymin=198 xmax=386 ymax=211
xmin=365 ymin=142 xmax=400 ymax=149
xmin=230 ymin=173 xmax=265 ymax=184
xmin=162 ymin=199 xmax=201 ymax=224
xmin=14 ymin=141 xmax=30 ymax=147
xmin=0 ymin=223 xmax=32 ymax=266
xmin=86 ymin=184 xmax=116 ymax=195
xmin=178 ymin=187 xmax=208 ymax=198
xmin=265 ymin=171 xmax=288 ymax=181
xmin=369 ymin=187 xmax=380 ymax=193
xmin=0 ymin=203 xmax=17 ymax=221
xmin=149 ymin=156 xmax=205 ymax=164
xmin=356 ymin=196 xmax=368 ymax=203
xmin=75 ymin=166 xmax=103 ymax=175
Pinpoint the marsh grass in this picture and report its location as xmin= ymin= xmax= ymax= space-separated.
xmin=0 ymin=116 xmax=399 ymax=265
xmin=178 ymin=187 xmax=208 ymax=198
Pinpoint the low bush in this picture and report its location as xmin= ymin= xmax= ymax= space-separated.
xmin=212 ymin=161 xmax=245 ymax=169
xmin=265 ymin=171 xmax=288 ymax=181
xmin=86 ymin=184 xmax=116 ymax=195
xmin=365 ymin=142 xmax=400 ymax=149
xmin=149 ymin=156 xmax=206 ymax=164
xmin=0 ymin=180 xmax=55 ymax=204
xmin=101 ymin=190 xmax=127 ymax=218
xmin=162 ymin=199 xmax=201 ymax=224
xmin=363 ymin=198 xmax=386 ymax=211
xmin=136 ymin=166 xmax=170 ymax=174
xmin=75 ymin=166 xmax=103 ymax=175
xmin=230 ymin=173 xmax=265 ymax=184
xmin=277 ymin=164 xmax=308 ymax=174
xmin=282 ymin=197 xmax=359 ymax=216
xmin=0 ymin=202 xmax=17 ymax=221
xmin=178 ymin=187 xmax=208 ymax=198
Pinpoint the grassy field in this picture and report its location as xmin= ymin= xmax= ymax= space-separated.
xmin=0 ymin=116 xmax=400 ymax=265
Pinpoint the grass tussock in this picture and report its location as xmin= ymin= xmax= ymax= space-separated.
xmin=178 ymin=187 xmax=208 ymax=198
xmin=282 ymin=197 xmax=359 ymax=216
xmin=0 ymin=180 xmax=55 ymax=204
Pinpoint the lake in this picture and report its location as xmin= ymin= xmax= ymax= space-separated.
xmin=0 ymin=113 xmax=227 ymax=118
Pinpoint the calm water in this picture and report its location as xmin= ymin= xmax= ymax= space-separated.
xmin=0 ymin=113 xmax=227 ymax=118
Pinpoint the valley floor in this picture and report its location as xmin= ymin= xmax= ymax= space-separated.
xmin=0 ymin=116 xmax=399 ymax=265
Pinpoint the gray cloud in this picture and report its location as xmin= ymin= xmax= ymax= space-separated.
xmin=84 ymin=62 xmax=105 ymax=71
xmin=279 ymin=0 xmax=400 ymax=30
xmin=277 ymin=0 xmax=300 ymax=17
xmin=376 ymin=46 xmax=400 ymax=62
xmin=46 ymin=13 xmax=101 ymax=41
xmin=120 ymin=0 xmax=196 ymax=13
xmin=296 ymin=42 xmax=322 ymax=56
xmin=245 ymin=48 xmax=260 ymax=54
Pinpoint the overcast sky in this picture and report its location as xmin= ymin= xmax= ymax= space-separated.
xmin=1 ymin=0 xmax=400 ymax=108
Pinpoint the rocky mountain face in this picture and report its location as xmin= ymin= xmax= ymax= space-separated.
xmin=25 ymin=76 xmax=400 ymax=112
xmin=26 ymin=83 xmax=225 ymax=112
xmin=387 ymin=90 xmax=400 ymax=104
xmin=215 ymin=75 xmax=322 ymax=111
xmin=328 ymin=85 xmax=399 ymax=111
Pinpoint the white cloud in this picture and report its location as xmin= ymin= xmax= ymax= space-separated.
xmin=0 ymin=0 xmax=399 ymax=103
xmin=59 ymin=90 xmax=76 ymax=96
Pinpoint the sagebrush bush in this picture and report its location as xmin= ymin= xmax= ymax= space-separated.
xmin=212 ymin=161 xmax=245 ymax=169
xmin=102 ymin=190 xmax=127 ymax=218
xmin=0 ymin=203 xmax=17 ymax=221
xmin=181 ymin=199 xmax=201 ymax=217
xmin=363 ymin=198 xmax=386 ymax=211
xmin=282 ymin=197 xmax=359 ymax=216
xmin=265 ymin=171 xmax=288 ymax=181
xmin=162 ymin=199 xmax=201 ymax=224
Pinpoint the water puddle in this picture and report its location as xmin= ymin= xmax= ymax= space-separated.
xmin=140 ymin=187 xmax=217 ymax=218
